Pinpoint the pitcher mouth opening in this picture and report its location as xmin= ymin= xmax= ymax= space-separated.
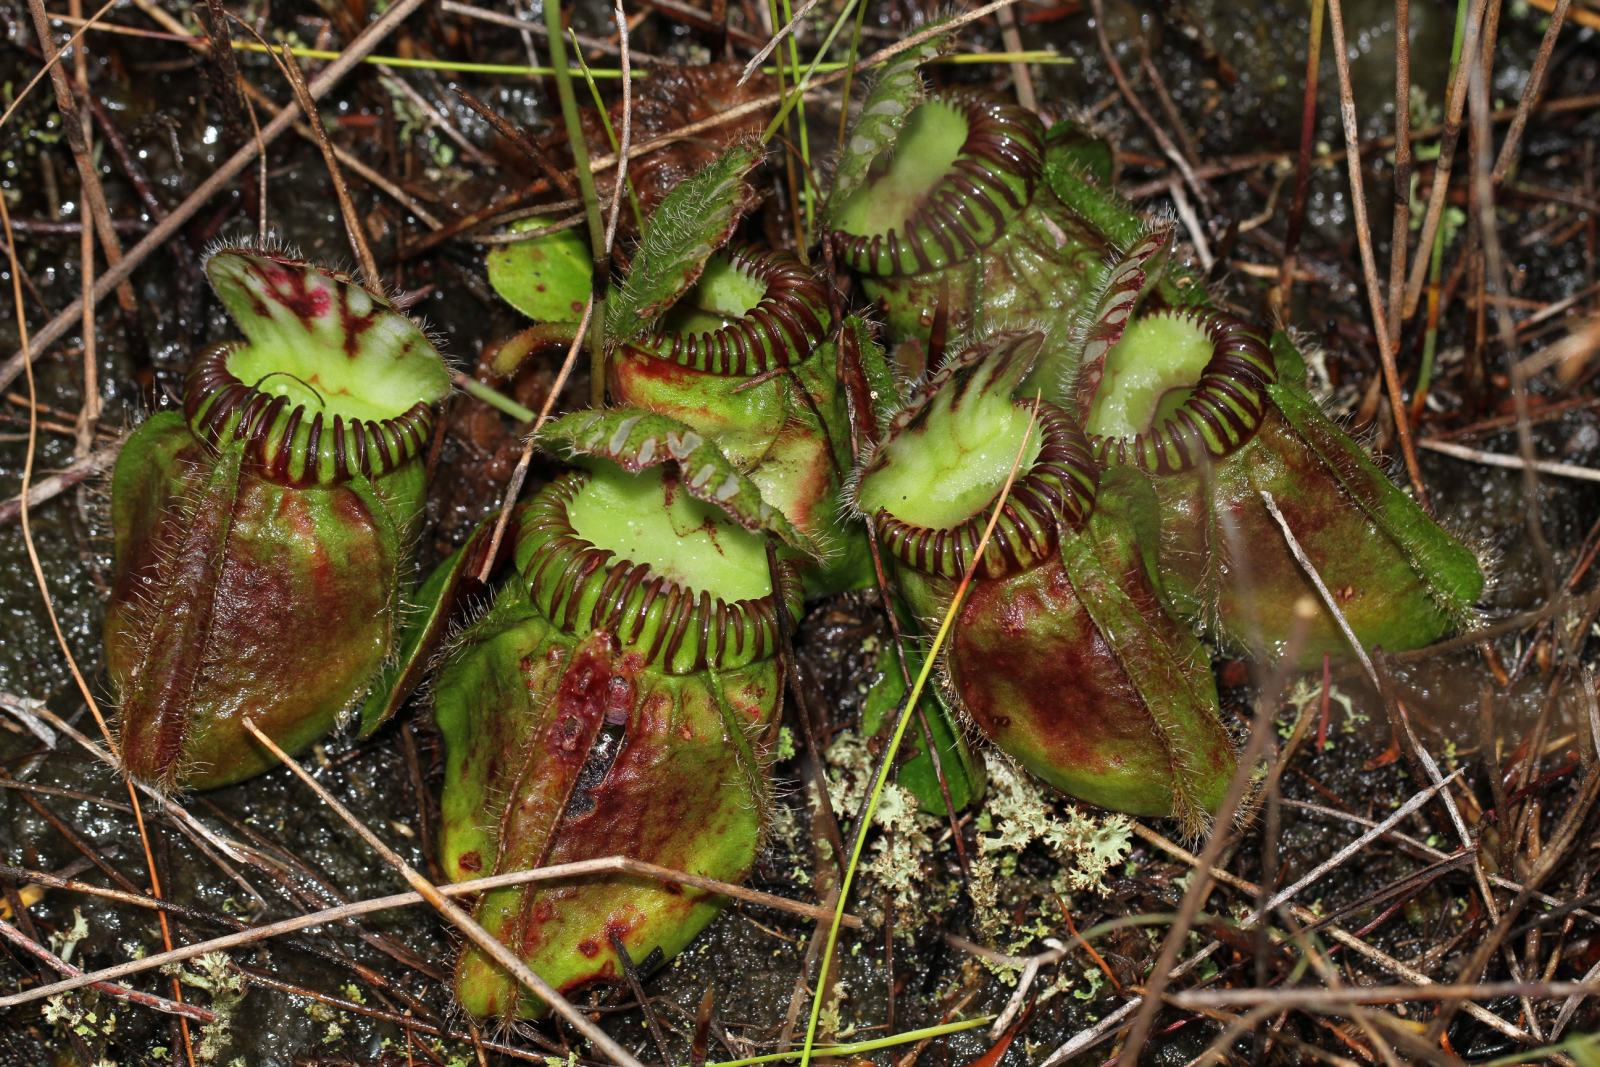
xmin=1084 ymin=307 xmax=1276 ymax=475
xmin=861 ymin=400 xmax=1098 ymax=582
xmin=829 ymin=89 xmax=1044 ymax=278
xmin=184 ymin=343 xmax=438 ymax=485
xmin=632 ymin=247 xmax=828 ymax=377
xmin=517 ymin=468 xmax=805 ymax=675
xmin=187 ymin=250 xmax=449 ymax=485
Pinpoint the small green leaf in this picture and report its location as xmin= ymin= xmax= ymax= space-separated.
xmin=825 ymin=29 xmax=952 ymax=228
xmin=1044 ymin=120 xmax=1114 ymax=188
xmin=1044 ymin=122 xmax=1145 ymax=251
xmin=360 ymin=511 xmax=516 ymax=736
xmin=606 ymin=143 xmax=763 ymax=343
xmin=486 ymin=218 xmax=592 ymax=323
xmin=540 ymin=407 xmax=817 ymax=554
xmin=863 ymin=642 xmax=986 ymax=812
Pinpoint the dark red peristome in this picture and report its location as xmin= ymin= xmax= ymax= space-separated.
xmin=183 ymin=345 xmax=434 ymax=487
xmin=634 ymin=247 xmax=827 ymax=376
xmin=831 ymin=91 xmax=1045 ymax=277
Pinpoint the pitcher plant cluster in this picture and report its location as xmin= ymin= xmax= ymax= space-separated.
xmin=105 ymin=31 xmax=1485 ymax=1028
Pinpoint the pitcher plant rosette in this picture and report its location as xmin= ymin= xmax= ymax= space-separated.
xmin=489 ymin=144 xmax=889 ymax=594
xmin=105 ymin=249 xmax=449 ymax=790
xmin=434 ymin=407 xmax=807 ymax=1021
xmin=825 ymin=41 xmax=1168 ymax=381
xmin=853 ymin=331 xmax=1235 ymax=827
xmin=1074 ymin=244 xmax=1486 ymax=665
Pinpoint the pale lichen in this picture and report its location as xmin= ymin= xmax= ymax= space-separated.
xmin=824 ymin=730 xmax=948 ymax=934
xmin=978 ymin=753 xmax=1132 ymax=896
xmin=162 ymin=951 xmax=247 ymax=1063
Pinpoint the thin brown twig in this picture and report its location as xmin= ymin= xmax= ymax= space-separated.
xmin=1323 ymin=0 xmax=1429 ymax=509
xmin=239 ymin=717 xmax=646 ymax=1067
xmin=1169 ymin=981 xmax=1600 ymax=1008
xmin=474 ymin=291 xmax=593 ymax=584
xmin=581 ymin=0 xmax=1026 ymax=178
xmin=1259 ymin=490 xmax=1380 ymax=688
xmin=1037 ymin=942 xmax=1225 ymax=1067
xmin=0 ymin=920 xmax=217 ymax=1022
xmin=0 ymin=0 xmax=432 ymax=392
xmin=1115 ymin=597 xmax=1318 ymax=1067
xmin=1402 ymin=0 xmax=1488 ymax=319
xmin=1131 ymin=823 xmax=1543 ymax=1047
xmin=766 ymin=542 xmax=847 ymax=876
xmin=241 ymin=86 xmax=268 ymax=242
xmin=1472 ymin=55 xmax=1558 ymax=600
xmin=0 ymin=440 xmax=121 ymax=526
xmin=266 ymin=39 xmax=380 ymax=288
xmin=995 ymin=2 xmax=1035 ymax=109
xmin=454 ymin=86 xmax=580 ymax=199
xmin=1386 ymin=0 xmax=1412 ymax=356
xmin=439 ymin=0 xmax=657 ymax=64
xmin=24 ymin=0 xmax=138 ymax=329
xmin=1492 ymin=0 xmax=1571 ymax=183
xmin=0 ymin=0 xmax=118 ymax=132
xmin=69 ymin=19 xmax=98 ymax=465
xmin=0 ymin=155 xmax=200 ymax=1062
xmin=378 ymin=65 xmax=496 ymax=169
xmin=605 ymin=0 xmax=633 ymax=262
xmin=611 ymin=932 xmax=677 ymax=1066
xmin=1089 ymin=0 xmax=1212 ymax=213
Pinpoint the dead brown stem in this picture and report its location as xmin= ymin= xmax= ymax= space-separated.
xmin=239 ymin=717 xmax=644 ymax=1067
xmin=1386 ymin=0 xmax=1412 ymax=356
xmin=1090 ymin=0 xmax=1213 ymax=212
xmin=1402 ymin=0 xmax=1489 ymax=319
xmin=1324 ymin=0 xmax=1429 ymax=510
xmin=0 ymin=0 xmax=432 ymax=392
xmin=455 ymin=86 xmax=580 ymax=199
xmin=1115 ymin=598 xmax=1318 ymax=1067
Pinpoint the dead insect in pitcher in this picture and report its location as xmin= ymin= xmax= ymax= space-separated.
xmin=105 ymin=249 xmax=450 ymax=789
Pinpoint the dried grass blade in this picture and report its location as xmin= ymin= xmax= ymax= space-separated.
xmin=0 ymin=0 xmax=432 ymax=392
xmin=239 ymin=717 xmax=645 ymax=1067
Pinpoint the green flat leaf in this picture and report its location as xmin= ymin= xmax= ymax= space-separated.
xmin=825 ymin=29 xmax=952 ymax=229
xmin=540 ymin=407 xmax=818 ymax=554
xmin=1044 ymin=123 xmax=1145 ymax=252
xmin=1266 ymin=331 xmax=1484 ymax=622
xmin=486 ymin=218 xmax=593 ymax=324
xmin=863 ymin=642 xmax=986 ymax=813
xmin=606 ymin=143 xmax=763 ymax=344
xmin=1044 ymin=120 xmax=1114 ymax=188
xmin=360 ymin=510 xmax=517 ymax=736
xmin=1042 ymin=127 xmax=1208 ymax=307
